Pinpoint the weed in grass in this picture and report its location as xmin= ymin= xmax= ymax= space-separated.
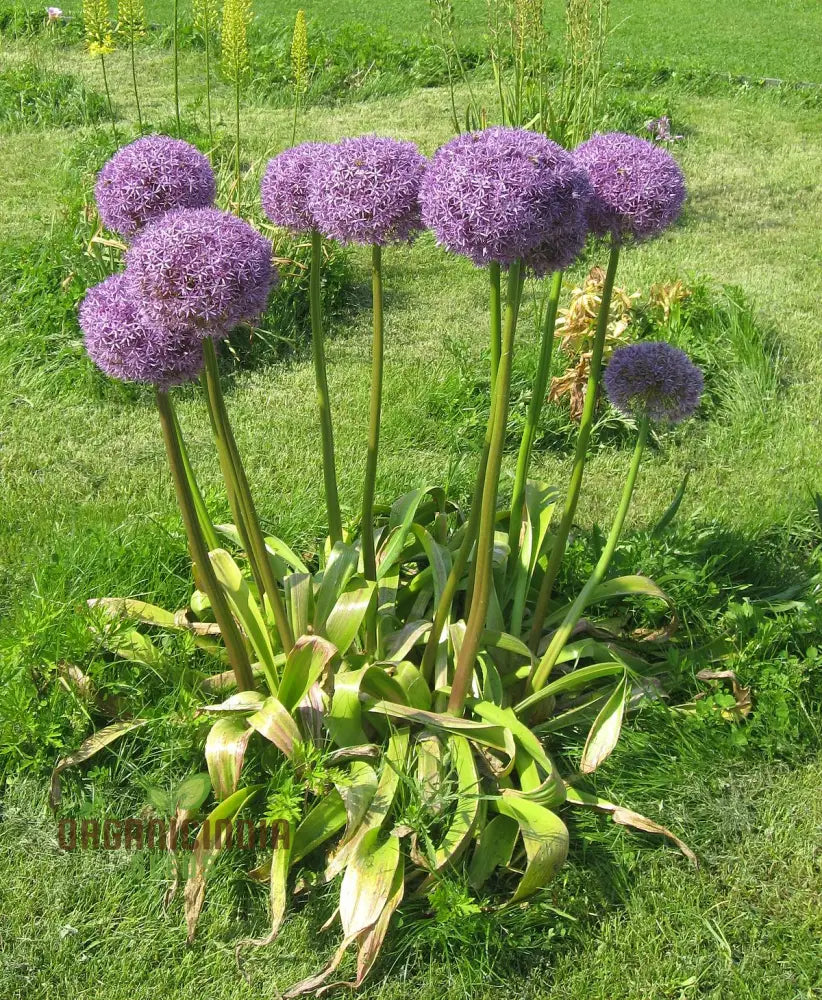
xmin=0 ymin=61 xmax=109 ymax=130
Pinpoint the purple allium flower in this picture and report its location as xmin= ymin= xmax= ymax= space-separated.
xmin=308 ymin=135 xmax=427 ymax=246
xmin=95 ymin=135 xmax=217 ymax=238
xmin=573 ymin=132 xmax=686 ymax=244
xmin=126 ymin=208 xmax=274 ymax=337
xmin=80 ymin=274 xmax=203 ymax=389
xmin=604 ymin=341 xmax=703 ymax=423
xmin=420 ymin=126 xmax=591 ymax=268
xmin=261 ymin=142 xmax=331 ymax=233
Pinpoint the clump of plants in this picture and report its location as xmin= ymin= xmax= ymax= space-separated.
xmin=62 ymin=126 xmax=705 ymax=992
xmin=0 ymin=62 xmax=109 ymax=131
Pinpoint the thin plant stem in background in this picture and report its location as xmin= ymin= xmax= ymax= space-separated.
xmin=507 ymin=268 xmax=563 ymax=575
xmin=290 ymin=9 xmax=309 ymax=145
xmin=193 ymin=0 xmax=219 ymax=145
xmin=221 ymin=0 xmax=252 ymax=211
xmin=449 ymin=262 xmax=524 ymax=713
xmin=527 ymin=242 xmax=621 ymax=654
xmin=202 ymin=338 xmax=295 ymax=653
xmin=155 ymin=389 xmax=255 ymax=691
xmin=310 ymin=229 xmax=343 ymax=545
xmin=119 ymin=0 xmax=146 ymax=133
xmin=83 ymin=0 xmax=118 ymax=140
xmin=530 ymin=413 xmax=649 ymax=690
xmin=173 ymin=0 xmax=181 ymax=135
xmin=362 ymin=245 xmax=385 ymax=649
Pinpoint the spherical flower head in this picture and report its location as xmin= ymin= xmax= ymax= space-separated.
xmin=261 ymin=142 xmax=331 ymax=233
xmin=308 ymin=135 xmax=427 ymax=246
xmin=573 ymin=132 xmax=686 ymax=243
xmin=604 ymin=341 xmax=703 ymax=423
xmin=95 ymin=135 xmax=217 ymax=238
xmin=126 ymin=208 xmax=275 ymax=337
xmin=420 ymin=126 xmax=591 ymax=268
xmin=80 ymin=273 xmax=203 ymax=388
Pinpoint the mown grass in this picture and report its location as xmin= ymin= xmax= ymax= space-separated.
xmin=0 ymin=2 xmax=821 ymax=997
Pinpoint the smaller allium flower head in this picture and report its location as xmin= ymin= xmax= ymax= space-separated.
xmin=420 ymin=126 xmax=591 ymax=267
xmin=95 ymin=135 xmax=217 ymax=238
xmin=261 ymin=142 xmax=331 ymax=233
xmin=126 ymin=208 xmax=274 ymax=336
xmin=308 ymin=135 xmax=427 ymax=246
xmin=574 ymin=132 xmax=686 ymax=244
xmin=604 ymin=341 xmax=703 ymax=423
xmin=80 ymin=274 xmax=203 ymax=388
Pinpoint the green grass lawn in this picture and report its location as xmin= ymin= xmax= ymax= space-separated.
xmin=0 ymin=2 xmax=821 ymax=997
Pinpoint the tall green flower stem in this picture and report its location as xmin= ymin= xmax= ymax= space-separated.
xmin=155 ymin=389 xmax=255 ymax=691
xmin=173 ymin=0 xmax=181 ymax=135
xmin=233 ymin=77 xmax=241 ymax=210
xmin=420 ymin=259 xmax=505 ymax=684
xmin=127 ymin=22 xmax=143 ymax=132
xmin=448 ymin=261 xmax=524 ymax=714
xmin=507 ymin=268 xmax=563 ymax=579
xmin=172 ymin=403 xmax=219 ymax=553
xmin=527 ymin=242 xmax=621 ymax=656
xmin=310 ymin=229 xmax=343 ymax=545
xmin=204 ymin=9 xmax=214 ymax=144
xmin=99 ymin=54 xmax=118 ymax=142
xmin=489 ymin=262 xmax=502 ymax=393
xmin=202 ymin=338 xmax=295 ymax=653
xmin=529 ymin=413 xmax=649 ymax=692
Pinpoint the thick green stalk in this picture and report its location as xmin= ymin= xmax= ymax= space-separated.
xmin=489 ymin=262 xmax=502 ymax=395
xmin=234 ymin=76 xmax=241 ymax=210
xmin=173 ymin=0 xmax=181 ymax=135
xmin=202 ymin=339 xmax=295 ymax=652
xmin=129 ymin=26 xmax=143 ymax=132
xmin=172 ymin=402 xmax=219 ymax=553
xmin=361 ymin=245 xmax=384 ymax=584
xmin=419 ymin=435 xmax=491 ymax=684
xmin=310 ymin=230 xmax=343 ymax=545
xmin=448 ymin=262 xmax=524 ymax=714
xmin=527 ymin=242 xmax=621 ymax=654
xmin=508 ymin=268 xmax=563 ymax=573
xmin=530 ymin=414 xmax=649 ymax=690
xmin=155 ymin=389 xmax=255 ymax=691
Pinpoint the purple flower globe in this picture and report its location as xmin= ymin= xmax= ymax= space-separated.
xmin=604 ymin=341 xmax=703 ymax=423
xmin=573 ymin=132 xmax=686 ymax=244
xmin=80 ymin=274 xmax=204 ymax=388
xmin=95 ymin=135 xmax=217 ymax=238
xmin=420 ymin=126 xmax=591 ymax=268
xmin=261 ymin=142 xmax=331 ymax=233
xmin=308 ymin=135 xmax=427 ymax=246
xmin=126 ymin=208 xmax=275 ymax=336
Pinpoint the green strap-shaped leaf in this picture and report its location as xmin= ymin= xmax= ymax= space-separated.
xmin=515 ymin=661 xmax=626 ymax=714
xmin=284 ymin=572 xmax=313 ymax=639
xmin=237 ymin=819 xmax=294 ymax=953
xmin=87 ymin=597 xmax=177 ymax=628
xmin=545 ymin=575 xmax=670 ymax=627
xmin=265 ymin=535 xmax=310 ymax=574
xmin=324 ymin=579 xmax=376 ymax=653
xmin=102 ymin=627 xmax=162 ymax=666
xmin=472 ymin=701 xmax=565 ymax=806
xmin=494 ymin=793 xmax=569 ymax=901
xmin=340 ymin=829 xmax=402 ymax=939
xmin=198 ymin=690 xmax=267 ymax=713
xmin=533 ymin=690 xmax=611 ymax=735
xmin=209 ymin=548 xmax=279 ymax=690
xmin=333 ymin=760 xmax=379 ymax=839
xmin=205 ymin=716 xmax=254 ymax=801
xmin=184 ymin=784 xmax=261 ymax=940
xmin=366 ymin=701 xmax=515 ymax=760
xmin=325 ymin=667 xmax=407 ymax=749
xmin=314 ymin=542 xmax=359 ymax=630
xmin=383 ymin=620 xmax=431 ymax=663
xmin=468 ymin=813 xmax=519 ymax=889
xmin=326 ymin=729 xmax=409 ymax=880
xmin=247 ymin=696 xmax=302 ymax=758
xmin=278 ymin=635 xmax=338 ymax=713
xmin=431 ymin=735 xmax=480 ymax=871
xmin=291 ymin=790 xmax=348 ymax=864
xmin=394 ymin=662 xmax=432 ymax=710
xmin=481 ymin=629 xmax=535 ymax=663
xmin=376 ymin=486 xmax=446 ymax=580
xmin=409 ymin=523 xmax=451 ymax=612
xmin=580 ymin=671 xmax=629 ymax=774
